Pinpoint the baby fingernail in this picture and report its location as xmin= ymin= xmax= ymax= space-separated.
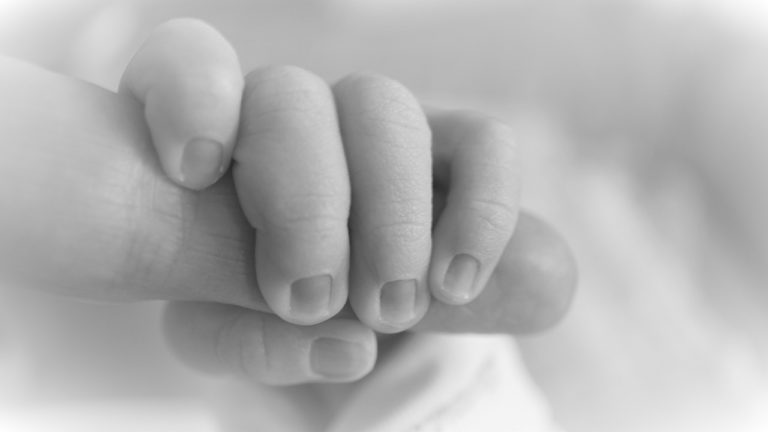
xmin=290 ymin=274 xmax=332 ymax=323
xmin=310 ymin=337 xmax=369 ymax=379
xmin=180 ymin=138 xmax=224 ymax=189
xmin=443 ymin=254 xmax=479 ymax=303
xmin=379 ymin=279 xmax=417 ymax=326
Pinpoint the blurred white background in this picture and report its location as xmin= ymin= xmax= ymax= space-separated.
xmin=2 ymin=1 xmax=768 ymax=431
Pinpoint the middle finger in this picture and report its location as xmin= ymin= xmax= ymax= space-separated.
xmin=234 ymin=66 xmax=350 ymax=325
xmin=334 ymin=73 xmax=433 ymax=333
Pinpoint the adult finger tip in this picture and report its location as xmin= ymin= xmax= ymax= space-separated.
xmin=502 ymin=212 xmax=578 ymax=333
xmin=414 ymin=212 xmax=577 ymax=335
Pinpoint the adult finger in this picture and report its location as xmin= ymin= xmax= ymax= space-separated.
xmin=427 ymin=108 xmax=521 ymax=304
xmin=120 ymin=18 xmax=243 ymax=190
xmin=163 ymin=302 xmax=376 ymax=384
xmin=414 ymin=211 xmax=577 ymax=334
xmin=0 ymin=56 xmax=263 ymax=309
xmin=234 ymin=66 xmax=350 ymax=325
xmin=334 ymin=73 xmax=432 ymax=333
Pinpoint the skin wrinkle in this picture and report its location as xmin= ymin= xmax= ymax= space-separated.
xmin=258 ymin=314 xmax=282 ymax=384
xmin=236 ymin=67 xmax=346 ymax=229
xmin=239 ymin=175 xmax=347 ymax=232
xmin=211 ymin=306 xmax=246 ymax=374
xmin=361 ymin=221 xmax=431 ymax=249
xmin=355 ymin=195 xmax=431 ymax=222
xmin=338 ymin=76 xmax=434 ymax=287
xmin=339 ymin=73 xmax=424 ymax=120
xmin=139 ymin=155 xmax=192 ymax=299
xmin=239 ymin=69 xmax=331 ymax=135
xmin=243 ymin=65 xmax=321 ymax=91
xmin=434 ymin=113 xmax=519 ymax=169
xmin=461 ymin=197 xmax=520 ymax=233
xmin=238 ymin=94 xmax=328 ymax=138
xmin=258 ymin=193 xmax=349 ymax=232
xmin=336 ymin=76 xmax=430 ymax=149
xmin=346 ymin=120 xmax=428 ymax=162
xmin=108 ymin=132 xmax=185 ymax=301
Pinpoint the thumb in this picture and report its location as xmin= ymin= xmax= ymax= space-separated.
xmin=120 ymin=18 xmax=243 ymax=190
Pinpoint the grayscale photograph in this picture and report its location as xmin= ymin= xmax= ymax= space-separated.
xmin=0 ymin=0 xmax=766 ymax=431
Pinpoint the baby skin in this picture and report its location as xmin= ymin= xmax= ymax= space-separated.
xmin=0 ymin=19 xmax=576 ymax=386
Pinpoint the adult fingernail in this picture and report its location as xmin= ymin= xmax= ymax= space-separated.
xmin=290 ymin=274 xmax=332 ymax=323
xmin=379 ymin=279 xmax=417 ymax=327
xmin=442 ymin=254 xmax=479 ymax=303
xmin=180 ymin=138 xmax=224 ymax=189
xmin=310 ymin=337 xmax=369 ymax=379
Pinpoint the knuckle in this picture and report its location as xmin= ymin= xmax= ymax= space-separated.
xmin=244 ymin=65 xmax=327 ymax=103
xmin=337 ymin=71 xmax=401 ymax=95
xmin=241 ymin=66 xmax=331 ymax=133
xmin=336 ymin=72 xmax=429 ymax=138
xmin=466 ymin=115 xmax=518 ymax=160
xmin=447 ymin=110 xmax=517 ymax=159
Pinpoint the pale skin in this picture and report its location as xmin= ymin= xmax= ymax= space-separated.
xmin=0 ymin=19 xmax=576 ymax=385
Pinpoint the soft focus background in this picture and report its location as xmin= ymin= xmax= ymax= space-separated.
xmin=2 ymin=0 xmax=768 ymax=431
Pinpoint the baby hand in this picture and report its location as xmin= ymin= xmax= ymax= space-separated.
xmin=117 ymin=19 xmax=573 ymax=384
xmin=0 ymin=18 xmax=573 ymax=385
xmin=124 ymin=19 xmax=525 ymax=334
xmin=233 ymin=70 xmax=523 ymax=333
